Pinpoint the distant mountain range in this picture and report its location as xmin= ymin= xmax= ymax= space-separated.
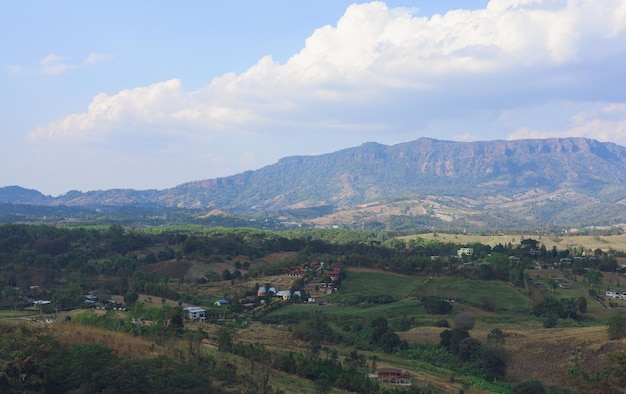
xmin=3 ymin=137 xmax=626 ymax=230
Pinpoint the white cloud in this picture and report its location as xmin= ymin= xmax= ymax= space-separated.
xmin=507 ymin=102 xmax=626 ymax=146
xmin=27 ymin=1 xmax=626 ymax=149
xmin=9 ymin=52 xmax=112 ymax=77
xmin=453 ymin=133 xmax=479 ymax=142
xmin=39 ymin=54 xmax=73 ymax=75
xmin=84 ymin=52 xmax=112 ymax=65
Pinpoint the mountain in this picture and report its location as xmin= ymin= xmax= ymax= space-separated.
xmin=0 ymin=186 xmax=53 ymax=204
xmin=3 ymin=137 xmax=626 ymax=229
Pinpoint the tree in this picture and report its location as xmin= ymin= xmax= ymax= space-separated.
xmin=440 ymin=327 xmax=469 ymax=354
xmin=205 ymin=270 xmax=220 ymax=284
xmin=217 ymin=326 xmax=234 ymax=352
xmin=123 ymin=291 xmax=139 ymax=306
xmin=577 ymin=296 xmax=588 ymax=314
xmin=458 ymin=337 xmax=482 ymax=362
xmin=221 ymin=269 xmax=232 ymax=281
xmin=584 ymin=270 xmax=603 ymax=287
xmin=454 ymin=311 xmax=475 ymax=331
xmin=422 ymin=296 xmax=453 ymax=315
xmin=608 ymin=311 xmax=626 ymax=340
xmin=520 ymin=238 xmax=539 ymax=251
xmin=543 ymin=313 xmax=558 ymax=328
xmin=546 ymin=278 xmax=558 ymax=293
xmin=474 ymin=347 xmax=507 ymax=381
xmin=487 ymin=328 xmax=505 ymax=349
xmin=559 ymin=298 xmax=579 ymax=319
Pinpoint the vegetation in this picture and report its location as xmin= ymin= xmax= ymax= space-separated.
xmin=1 ymin=223 xmax=626 ymax=392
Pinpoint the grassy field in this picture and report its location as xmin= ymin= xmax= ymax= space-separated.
xmin=323 ymin=270 xmax=531 ymax=313
xmin=401 ymin=232 xmax=626 ymax=252
xmin=0 ymin=309 xmax=36 ymax=318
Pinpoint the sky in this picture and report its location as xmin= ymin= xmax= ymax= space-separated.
xmin=2 ymin=0 xmax=626 ymax=196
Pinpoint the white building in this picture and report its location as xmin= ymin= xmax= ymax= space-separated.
xmin=183 ymin=306 xmax=206 ymax=322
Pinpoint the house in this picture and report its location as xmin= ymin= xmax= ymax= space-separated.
xmin=275 ymin=290 xmax=291 ymax=300
xmin=215 ymin=299 xmax=229 ymax=307
xmin=457 ymin=248 xmax=473 ymax=257
xmin=84 ymin=294 xmax=98 ymax=304
xmin=376 ymin=368 xmax=411 ymax=385
xmin=606 ymin=291 xmax=618 ymax=299
xmin=183 ymin=306 xmax=206 ymax=322
xmin=257 ymin=287 xmax=266 ymax=297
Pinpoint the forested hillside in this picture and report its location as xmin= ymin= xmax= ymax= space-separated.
xmin=1 ymin=223 xmax=626 ymax=392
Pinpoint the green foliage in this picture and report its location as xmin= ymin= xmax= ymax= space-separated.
xmin=487 ymin=328 xmax=505 ymax=349
xmin=217 ymin=326 xmax=234 ymax=353
xmin=0 ymin=321 xmax=225 ymax=393
xmin=533 ymin=297 xmax=579 ymax=321
xmin=577 ymin=296 xmax=587 ymax=313
xmin=291 ymin=311 xmax=337 ymax=344
xmin=440 ymin=327 xmax=469 ymax=354
xmin=512 ymin=380 xmax=547 ymax=394
xmin=402 ymin=342 xmax=460 ymax=367
xmin=607 ymin=311 xmax=626 ymax=340
xmin=454 ymin=311 xmax=476 ymax=331
xmin=584 ymin=270 xmax=603 ymax=287
xmin=422 ymin=296 xmax=453 ymax=315
xmin=412 ymin=276 xmax=530 ymax=313
xmin=458 ymin=337 xmax=482 ymax=362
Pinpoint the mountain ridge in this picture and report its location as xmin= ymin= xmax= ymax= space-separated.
xmin=3 ymin=137 xmax=626 ymax=229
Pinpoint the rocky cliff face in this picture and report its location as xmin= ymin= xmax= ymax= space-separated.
xmin=3 ymin=137 xmax=626 ymax=228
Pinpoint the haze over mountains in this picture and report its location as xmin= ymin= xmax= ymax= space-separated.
xmin=3 ymin=137 xmax=626 ymax=230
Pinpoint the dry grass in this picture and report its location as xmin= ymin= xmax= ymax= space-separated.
xmin=46 ymin=322 xmax=166 ymax=358
xmin=397 ymin=327 xmax=445 ymax=344
xmin=500 ymin=326 xmax=626 ymax=386
xmin=402 ymin=233 xmax=626 ymax=253
xmin=398 ymin=324 xmax=626 ymax=389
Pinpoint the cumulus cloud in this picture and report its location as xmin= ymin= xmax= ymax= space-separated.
xmin=28 ymin=0 xmax=626 ymax=147
xmin=507 ymin=102 xmax=626 ymax=146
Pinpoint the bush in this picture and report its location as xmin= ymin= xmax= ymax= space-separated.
xmin=422 ymin=296 xmax=453 ymax=315
xmin=511 ymin=380 xmax=547 ymax=394
xmin=608 ymin=311 xmax=626 ymax=340
xmin=543 ymin=314 xmax=558 ymax=328
xmin=435 ymin=319 xmax=450 ymax=327
xmin=454 ymin=311 xmax=475 ymax=331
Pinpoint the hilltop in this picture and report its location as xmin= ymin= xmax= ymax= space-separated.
xmin=3 ymin=137 xmax=626 ymax=230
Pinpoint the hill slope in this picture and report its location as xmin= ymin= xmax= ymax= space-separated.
xmin=3 ymin=137 xmax=626 ymax=228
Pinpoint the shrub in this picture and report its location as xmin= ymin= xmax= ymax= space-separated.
xmin=422 ymin=296 xmax=453 ymax=315
xmin=608 ymin=311 xmax=626 ymax=340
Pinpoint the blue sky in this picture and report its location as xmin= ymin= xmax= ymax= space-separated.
xmin=2 ymin=0 xmax=626 ymax=196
